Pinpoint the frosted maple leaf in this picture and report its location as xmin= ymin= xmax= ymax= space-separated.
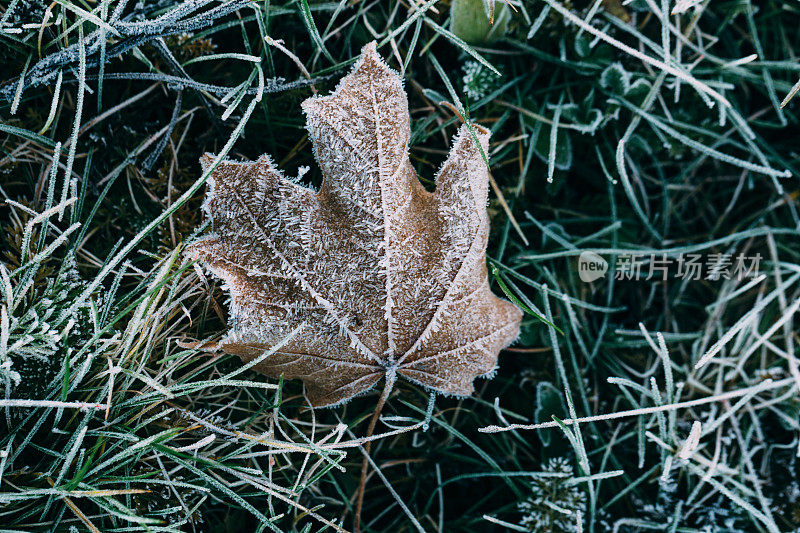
xmin=189 ymin=42 xmax=522 ymax=407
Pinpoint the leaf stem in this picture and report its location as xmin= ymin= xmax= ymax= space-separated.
xmin=354 ymin=370 xmax=396 ymax=532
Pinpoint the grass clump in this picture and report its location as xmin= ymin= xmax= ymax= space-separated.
xmin=2 ymin=0 xmax=800 ymax=531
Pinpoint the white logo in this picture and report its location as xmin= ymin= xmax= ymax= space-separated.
xmin=578 ymin=251 xmax=608 ymax=282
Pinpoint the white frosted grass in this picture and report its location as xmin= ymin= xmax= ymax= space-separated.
xmin=606 ymin=376 xmax=655 ymax=401
xmin=695 ymin=272 xmax=800 ymax=369
xmin=542 ymin=0 xmax=729 ymax=108
xmin=84 ymin=429 xmax=179 ymax=479
xmin=543 ymin=291 xmax=596 ymax=512
xmin=10 ymin=55 xmax=30 ymax=115
xmin=299 ymin=0 xmax=334 ymax=64
xmin=744 ymin=5 xmax=785 ymax=126
xmin=77 ymin=84 xmax=159 ymax=139
xmin=183 ymin=52 xmax=261 ymax=66
xmin=636 ymin=323 xmax=660 ymax=359
xmin=727 ymin=411 xmax=781 ymax=533
xmin=0 ymin=307 xmax=8 ymax=384
xmin=221 ymin=324 xmax=303 ymax=380
xmin=291 ymin=421 xmax=347 ymax=493
xmin=687 ymin=460 xmax=774 ymax=529
xmin=61 ymin=94 xmax=262 ymax=324
xmin=660 ymin=455 xmax=673 ymax=484
xmin=764 ymin=235 xmax=800 ymax=392
xmin=87 ymin=71 xmax=314 ymax=97
xmin=52 ymin=0 xmax=121 ymax=36
xmin=126 ymin=0 xmax=212 ymax=30
xmin=22 ymin=223 xmax=81 ymax=271
xmin=780 ymin=77 xmax=800 ymax=108
xmin=359 ymin=442 xmax=427 ymax=533
xmin=577 ymin=0 xmax=604 ymax=39
xmin=53 ymin=425 xmax=88 ymax=487
xmin=723 ymin=54 xmax=759 ymax=68
xmin=129 ymin=379 xmax=280 ymax=404
xmin=0 ymin=0 xmax=262 ymax=102
xmin=96 ymin=0 xmax=109 ymax=114
xmin=615 ymin=97 xmax=792 ymax=179
xmin=483 ymin=514 xmax=529 ymax=532
xmin=697 ymin=383 xmax=766 ymax=442
xmin=0 ymin=441 xmax=9 ymax=488
xmin=115 ymin=248 xmax=178 ymax=366
xmin=0 ymin=399 xmax=107 ymax=410
xmin=705 ymin=274 xmax=767 ymax=313
xmin=0 ymin=265 xmax=10 ymax=309
xmin=220 ymin=69 xmax=256 ymax=121
xmin=12 ymin=198 xmax=76 ymax=266
xmin=39 ymin=71 xmax=62 ymax=135
xmin=379 ymin=0 xmax=440 ymax=48
xmin=647 ymin=430 xmax=737 ymax=478
xmin=649 ymin=377 xmax=668 ymax=456
xmin=517 ymin=226 xmax=800 ymax=261
xmin=679 ymin=421 xmax=702 ymax=460
xmin=218 ymin=80 xmax=247 ymax=105
xmin=176 ymin=407 xmax=345 ymax=471
xmin=615 ymin=71 xmax=666 ymax=241
xmin=0 ymin=0 xmax=22 ymax=24
xmin=547 ymin=101 xmax=562 ymax=183
xmin=734 ymin=296 xmax=800 ymax=377
xmin=321 ymin=421 xmax=426 ymax=450
xmin=159 ymin=455 xmax=275 ymax=527
xmin=671 ymin=0 xmax=702 ymax=14
xmin=59 ymin=24 xmax=86 ymax=222
xmin=656 ymin=333 xmax=674 ymax=404
xmin=568 ymin=470 xmax=625 ymax=484
xmin=170 ymin=435 xmax=216 ymax=453
xmin=480 ymin=377 xmax=795 ymax=432
xmin=423 ymin=17 xmax=500 ymax=76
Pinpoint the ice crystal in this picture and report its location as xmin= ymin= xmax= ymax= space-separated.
xmin=461 ymin=60 xmax=501 ymax=102
xmin=1 ymin=0 xmax=46 ymax=26
xmin=518 ymin=457 xmax=586 ymax=532
xmin=1 ymin=256 xmax=90 ymax=400
xmin=189 ymin=42 xmax=522 ymax=407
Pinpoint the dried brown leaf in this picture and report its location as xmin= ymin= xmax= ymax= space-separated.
xmin=188 ymin=42 xmax=522 ymax=407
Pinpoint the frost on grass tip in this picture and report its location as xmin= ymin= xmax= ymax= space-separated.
xmin=187 ymin=42 xmax=522 ymax=407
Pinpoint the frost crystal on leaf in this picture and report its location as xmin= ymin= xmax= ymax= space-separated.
xmin=188 ymin=42 xmax=522 ymax=407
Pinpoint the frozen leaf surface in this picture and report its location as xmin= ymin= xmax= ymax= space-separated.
xmin=189 ymin=42 xmax=522 ymax=407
